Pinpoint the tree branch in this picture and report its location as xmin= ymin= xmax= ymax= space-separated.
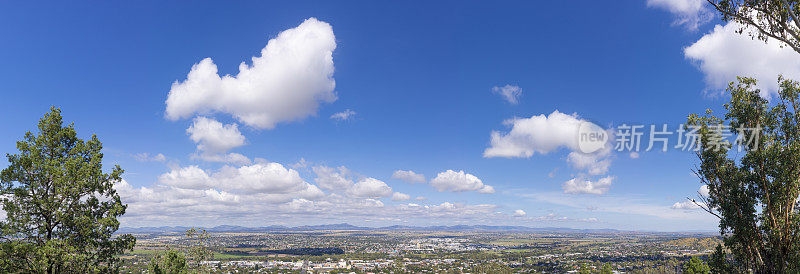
xmin=689 ymin=197 xmax=722 ymax=219
xmin=707 ymin=0 xmax=800 ymax=53
xmin=780 ymin=0 xmax=800 ymax=34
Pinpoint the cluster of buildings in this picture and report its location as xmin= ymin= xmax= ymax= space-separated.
xmin=200 ymin=258 xmax=390 ymax=271
xmin=399 ymin=237 xmax=493 ymax=252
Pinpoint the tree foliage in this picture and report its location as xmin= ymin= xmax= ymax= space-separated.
xmin=700 ymin=1 xmax=800 ymax=272
xmin=707 ymin=0 xmax=800 ymax=54
xmin=0 ymin=107 xmax=135 ymax=272
xmin=683 ymin=256 xmax=711 ymax=274
xmin=689 ymin=77 xmax=800 ymax=272
xmin=709 ymin=244 xmax=734 ymax=273
xmin=184 ymin=227 xmax=211 ymax=265
xmin=148 ymin=227 xmax=211 ymax=273
xmin=148 ymin=249 xmax=187 ymax=274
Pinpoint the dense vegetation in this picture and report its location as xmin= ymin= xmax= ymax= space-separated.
xmin=0 ymin=107 xmax=135 ymax=272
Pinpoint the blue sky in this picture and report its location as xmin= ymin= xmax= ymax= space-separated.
xmin=2 ymin=1 xmax=797 ymax=231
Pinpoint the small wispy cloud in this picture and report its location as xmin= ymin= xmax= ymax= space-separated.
xmin=392 ymin=170 xmax=426 ymax=183
xmin=492 ymin=84 xmax=522 ymax=104
xmin=330 ymin=109 xmax=356 ymax=121
xmin=646 ymin=0 xmax=712 ymax=31
xmin=134 ymin=153 xmax=167 ymax=162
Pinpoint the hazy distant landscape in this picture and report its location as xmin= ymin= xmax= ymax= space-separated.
xmin=118 ymin=225 xmax=720 ymax=273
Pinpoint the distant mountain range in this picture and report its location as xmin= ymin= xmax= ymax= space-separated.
xmin=117 ymin=223 xmax=714 ymax=234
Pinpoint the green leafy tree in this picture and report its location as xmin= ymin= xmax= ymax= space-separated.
xmin=149 ymin=249 xmax=187 ymax=274
xmin=600 ymin=263 xmax=613 ymax=274
xmin=148 ymin=227 xmax=210 ymax=273
xmin=683 ymin=257 xmax=711 ymax=274
xmin=472 ymin=262 xmax=512 ymax=273
xmin=689 ymin=77 xmax=800 ymax=272
xmin=578 ymin=263 xmax=592 ymax=274
xmin=0 ymin=107 xmax=135 ymax=272
xmin=184 ymin=227 xmax=211 ymax=270
xmin=709 ymin=244 xmax=733 ymax=273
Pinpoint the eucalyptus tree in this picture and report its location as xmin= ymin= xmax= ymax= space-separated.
xmin=685 ymin=1 xmax=800 ymax=272
xmin=690 ymin=77 xmax=800 ymax=272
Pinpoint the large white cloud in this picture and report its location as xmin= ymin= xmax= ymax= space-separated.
xmin=562 ymin=176 xmax=613 ymax=195
xmin=346 ymin=178 xmax=393 ymax=198
xmin=165 ymin=18 xmax=337 ymax=129
xmin=484 ymin=110 xmax=585 ymax=158
xmin=685 ymin=22 xmax=800 ymax=98
xmin=215 ymin=163 xmax=310 ymax=194
xmin=484 ymin=110 xmax=613 ymax=175
xmin=429 ymin=170 xmax=495 ymax=194
xmin=391 ymin=170 xmax=426 ymax=183
xmin=159 ymin=162 xmax=310 ymax=194
xmin=646 ymin=0 xmax=712 ymax=30
xmin=158 ymin=165 xmax=213 ymax=190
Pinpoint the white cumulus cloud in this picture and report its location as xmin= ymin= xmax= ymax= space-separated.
xmin=158 ymin=165 xmax=213 ymax=190
xmin=562 ymin=176 xmax=613 ymax=195
xmin=186 ymin=117 xmax=249 ymax=165
xmin=513 ymin=209 xmax=527 ymax=217
xmin=312 ymin=166 xmax=354 ymax=191
xmin=685 ymin=22 xmax=800 ymax=98
xmin=160 ymin=162 xmax=313 ymax=195
xmin=187 ymin=117 xmax=246 ymax=154
xmin=484 ymin=110 xmax=584 ymax=158
xmin=429 ymin=170 xmax=495 ymax=194
xmin=215 ymin=163 xmax=311 ymax=194
xmin=392 ymin=170 xmax=426 ymax=183
xmin=485 ymin=110 xmax=613 ymax=175
xmin=165 ymin=18 xmax=337 ymax=129
xmin=346 ymin=178 xmax=393 ymax=198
